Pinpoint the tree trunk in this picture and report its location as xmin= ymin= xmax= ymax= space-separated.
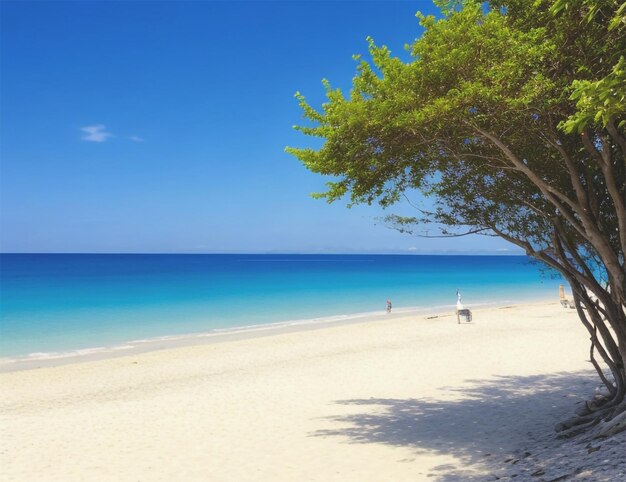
xmin=554 ymin=281 xmax=626 ymax=439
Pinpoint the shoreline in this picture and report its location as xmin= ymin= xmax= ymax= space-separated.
xmin=0 ymin=297 xmax=554 ymax=373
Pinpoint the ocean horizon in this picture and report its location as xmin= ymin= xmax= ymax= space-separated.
xmin=0 ymin=253 xmax=561 ymax=361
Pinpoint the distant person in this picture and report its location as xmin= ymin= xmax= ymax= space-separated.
xmin=386 ymin=299 xmax=392 ymax=313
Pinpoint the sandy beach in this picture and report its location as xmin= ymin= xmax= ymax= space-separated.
xmin=1 ymin=300 xmax=624 ymax=481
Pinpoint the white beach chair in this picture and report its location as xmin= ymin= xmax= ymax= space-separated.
xmin=457 ymin=308 xmax=472 ymax=322
xmin=455 ymin=290 xmax=472 ymax=323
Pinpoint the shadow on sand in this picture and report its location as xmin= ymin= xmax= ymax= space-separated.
xmin=312 ymin=371 xmax=600 ymax=481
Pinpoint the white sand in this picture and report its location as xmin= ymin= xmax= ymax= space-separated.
xmin=1 ymin=301 xmax=624 ymax=481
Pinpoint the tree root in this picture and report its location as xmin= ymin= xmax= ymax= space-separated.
xmin=555 ymin=401 xmax=612 ymax=433
xmin=555 ymin=414 xmax=597 ymax=433
xmin=575 ymin=394 xmax=612 ymax=416
xmin=556 ymin=419 xmax=600 ymax=439
xmin=589 ymin=406 xmax=626 ymax=439
xmin=556 ymin=401 xmax=626 ymax=439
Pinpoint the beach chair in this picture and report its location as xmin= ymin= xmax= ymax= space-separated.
xmin=455 ymin=290 xmax=472 ymax=323
xmin=457 ymin=308 xmax=472 ymax=323
xmin=559 ymin=284 xmax=575 ymax=309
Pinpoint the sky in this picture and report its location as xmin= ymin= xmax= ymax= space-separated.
xmin=0 ymin=0 xmax=519 ymax=254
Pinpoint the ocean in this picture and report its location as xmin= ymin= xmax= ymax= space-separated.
xmin=0 ymin=254 xmax=561 ymax=360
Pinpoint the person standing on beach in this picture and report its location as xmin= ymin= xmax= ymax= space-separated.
xmin=386 ymin=299 xmax=392 ymax=313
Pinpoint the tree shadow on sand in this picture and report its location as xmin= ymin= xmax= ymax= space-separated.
xmin=312 ymin=371 xmax=603 ymax=481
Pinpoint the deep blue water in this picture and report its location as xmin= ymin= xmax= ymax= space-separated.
xmin=0 ymin=254 xmax=560 ymax=358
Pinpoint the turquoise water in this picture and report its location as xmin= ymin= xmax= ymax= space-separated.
xmin=0 ymin=254 xmax=560 ymax=358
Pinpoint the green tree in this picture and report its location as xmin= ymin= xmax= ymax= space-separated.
xmin=288 ymin=0 xmax=626 ymax=437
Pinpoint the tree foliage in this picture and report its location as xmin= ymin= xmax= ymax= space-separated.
xmin=288 ymin=0 xmax=626 ymax=437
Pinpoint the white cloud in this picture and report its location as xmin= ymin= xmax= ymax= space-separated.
xmin=129 ymin=135 xmax=145 ymax=142
xmin=80 ymin=125 xmax=113 ymax=142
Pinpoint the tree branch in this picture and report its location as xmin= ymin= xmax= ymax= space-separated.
xmin=471 ymin=124 xmax=624 ymax=301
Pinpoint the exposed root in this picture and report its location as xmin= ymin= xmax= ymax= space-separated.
xmin=590 ymin=407 xmax=626 ymax=439
xmin=575 ymin=394 xmax=612 ymax=416
xmin=556 ymin=419 xmax=600 ymax=439
xmin=555 ymin=414 xmax=597 ymax=433
xmin=556 ymin=400 xmax=626 ymax=440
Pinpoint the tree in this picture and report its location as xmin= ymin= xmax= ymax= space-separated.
xmin=288 ymin=0 xmax=626 ymax=438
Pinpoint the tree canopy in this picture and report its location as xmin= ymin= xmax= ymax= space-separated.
xmin=288 ymin=0 xmax=626 ymax=437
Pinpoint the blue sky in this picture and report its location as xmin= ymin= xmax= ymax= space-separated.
xmin=0 ymin=0 xmax=517 ymax=254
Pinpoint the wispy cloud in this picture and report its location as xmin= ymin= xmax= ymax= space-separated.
xmin=80 ymin=124 xmax=113 ymax=142
xmin=129 ymin=135 xmax=145 ymax=142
